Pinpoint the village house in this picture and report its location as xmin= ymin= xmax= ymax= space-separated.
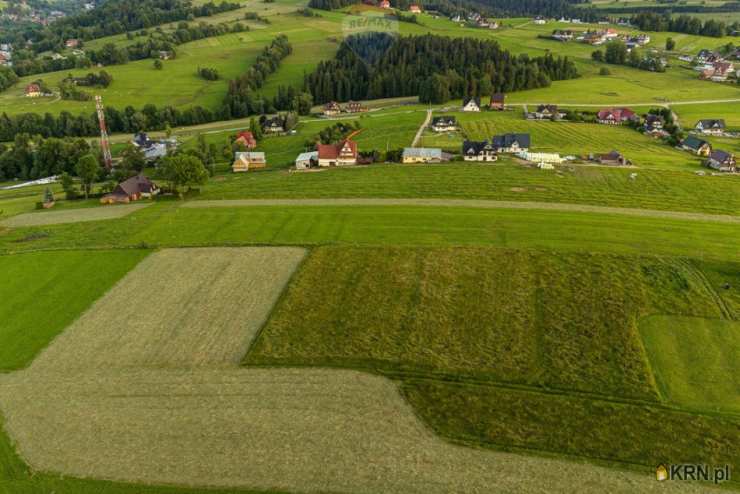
xmin=551 ymin=29 xmax=574 ymax=41
xmin=710 ymin=61 xmax=734 ymax=81
xmin=323 ymin=101 xmax=341 ymax=116
xmin=232 ymin=151 xmax=266 ymax=172
xmin=295 ymin=151 xmax=318 ymax=170
xmin=379 ymin=0 xmax=391 ymax=8
xmin=492 ymin=133 xmax=530 ymax=153
xmin=531 ymin=104 xmax=565 ymax=120
xmin=516 ymin=151 xmax=564 ymax=166
xmin=234 ymin=130 xmax=257 ymax=149
xmin=409 ymin=4 xmax=421 ymax=13
xmin=462 ymin=97 xmax=481 ymax=112
xmin=680 ymin=135 xmax=711 ymax=156
xmin=402 ymin=147 xmax=443 ymax=164
xmin=132 ymin=132 xmax=168 ymax=161
xmin=159 ymin=51 xmax=172 ymax=60
xmin=597 ymin=107 xmax=638 ymax=125
xmin=262 ymin=116 xmax=285 ymax=134
xmin=24 ymin=83 xmax=42 ymax=97
xmin=462 ymin=140 xmax=497 ymax=162
xmin=317 ymin=139 xmax=358 ymax=167
xmin=695 ymin=119 xmax=726 ymax=135
xmin=65 ymin=39 xmax=80 ymax=49
xmin=489 ymin=93 xmax=505 ymax=110
xmin=0 ymin=52 xmax=10 ymax=66
xmin=598 ymin=150 xmax=630 ymax=166
xmin=583 ymin=31 xmax=607 ymax=45
xmin=643 ymin=114 xmax=666 ymax=135
xmin=533 ymin=16 xmax=546 ymax=25
xmin=344 ymin=101 xmax=368 ymax=113
xmin=430 ymin=116 xmax=457 ymax=132
xmin=100 ymin=174 xmax=159 ymax=204
xmin=706 ymin=150 xmax=736 ymax=172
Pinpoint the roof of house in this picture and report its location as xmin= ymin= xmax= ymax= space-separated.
xmin=536 ymin=104 xmax=559 ymax=113
xmin=682 ymin=135 xmax=709 ymax=150
xmin=492 ymin=133 xmax=531 ymax=148
xmin=709 ymin=149 xmax=733 ymax=163
xmin=296 ymin=151 xmax=318 ymax=162
xmin=491 ymin=92 xmax=505 ymax=102
xmin=116 ymin=174 xmax=156 ymax=196
xmin=403 ymin=147 xmax=442 ymax=159
xmin=324 ymin=101 xmax=340 ymax=109
xmin=462 ymin=140 xmax=494 ymax=154
xmin=600 ymin=150 xmax=623 ymax=161
xmin=234 ymin=151 xmax=265 ymax=161
xmin=696 ymin=119 xmax=726 ymax=129
xmin=432 ymin=116 xmax=456 ymax=125
xmin=317 ymin=139 xmax=358 ymax=160
xmin=463 ymin=97 xmax=481 ymax=107
xmin=597 ymin=107 xmax=636 ymax=121
xmin=25 ymin=83 xmax=40 ymax=93
xmin=133 ymin=132 xmax=150 ymax=147
xmin=236 ymin=131 xmax=255 ymax=140
xmin=262 ymin=116 xmax=284 ymax=127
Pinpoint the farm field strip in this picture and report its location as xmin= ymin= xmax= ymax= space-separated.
xmin=183 ymin=198 xmax=740 ymax=224
xmin=0 ymin=246 xmax=707 ymax=493
xmin=1 ymin=203 xmax=151 ymax=227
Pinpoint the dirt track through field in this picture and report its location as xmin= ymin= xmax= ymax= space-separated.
xmin=1 ymin=203 xmax=150 ymax=227
xmin=185 ymin=198 xmax=740 ymax=224
xmin=0 ymin=247 xmax=713 ymax=493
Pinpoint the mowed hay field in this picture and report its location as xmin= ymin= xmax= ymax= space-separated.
xmin=0 ymin=246 xmax=707 ymax=494
xmin=1 ymin=203 xmax=151 ymax=228
xmin=247 ymin=246 xmax=740 ymax=471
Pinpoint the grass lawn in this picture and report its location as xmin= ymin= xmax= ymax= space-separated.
xmin=0 ymin=250 xmax=149 ymax=370
xmin=639 ymin=315 xmax=740 ymax=413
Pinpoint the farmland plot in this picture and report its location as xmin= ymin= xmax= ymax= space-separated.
xmin=1 ymin=203 xmax=151 ymax=228
xmin=0 ymin=246 xmax=713 ymax=493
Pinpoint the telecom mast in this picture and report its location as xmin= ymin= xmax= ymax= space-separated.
xmin=95 ymin=95 xmax=113 ymax=170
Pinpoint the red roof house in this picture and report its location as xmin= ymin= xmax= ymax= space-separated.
xmin=235 ymin=131 xmax=257 ymax=149
xmin=597 ymin=107 xmax=638 ymax=125
xmin=379 ymin=0 xmax=391 ymax=8
xmin=317 ymin=139 xmax=358 ymax=167
xmin=409 ymin=4 xmax=421 ymax=13
xmin=24 ymin=83 xmax=41 ymax=97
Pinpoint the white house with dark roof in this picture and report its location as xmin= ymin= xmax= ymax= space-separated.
xmin=695 ymin=119 xmax=726 ymax=135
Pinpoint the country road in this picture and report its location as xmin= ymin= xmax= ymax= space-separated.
xmin=183 ymin=198 xmax=740 ymax=224
xmin=411 ymin=109 xmax=433 ymax=147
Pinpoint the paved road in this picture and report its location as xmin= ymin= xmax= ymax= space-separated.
xmin=183 ymin=198 xmax=740 ymax=224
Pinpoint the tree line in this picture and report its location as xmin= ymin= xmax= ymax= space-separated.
xmin=1 ymin=0 xmax=240 ymax=55
xmin=592 ymin=40 xmax=665 ymax=73
xmin=631 ymin=12 xmax=732 ymax=37
xmin=0 ymin=66 xmax=19 ymax=92
xmin=10 ymin=21 xmax=248 ymax=78
xmin=306 ymin=33 xmax=579 ymax=104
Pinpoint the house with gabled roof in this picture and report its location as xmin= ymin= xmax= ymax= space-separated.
xmin=295 ymin=151 xmax=318 ymax=169
xmin=643 ymin=114 xmax=667 ymax=136
xmin=695 ymin=119 xmax=726 ymax=135
xmin=379 ymin=0 xmax=391 ymax=8
xmin=235 ymin=131 xmax=257 ymax=149
xmin=317 ymin=139 xmax=358 ymax=167
xmin=323 ymin=101 xmax=341 ymax=116
xmin=597 ymin=107 xmax=638 ymax=125
xmin=598 ymin=150 xmax=630 ymax=166
xmin=492 ymin=133 xmax=530 ymax=153
xmin=706 ymin=150 xmax=736 ymax=172
xmin=462 ymin=97 xmax=481 ymax=112
xmin=462 ymin=140 xmax=497 ymax=162
xmin=24 ymin=83 xmax=41 ymax=97
xmin=233 ymin=152 xmax=266 ymax=172
xmin=531 ymin=104 xmax=565 ymax=120
xmin=680 ymin=135 xmax=711 ymax=156
xmin=345 ymin=101 xmax=368 ymax=113
xmin=409 ymin=4 xmax=421 ymax=13
xmin=261 ymin=116 xmax=285 ymax=134
xmin=489 ymin=93 xmax=505 ymax=110
xmin=431 ymin=116 xmax=457 ymax=132
xmin=101 ymin=174 xmax=159 ymax=204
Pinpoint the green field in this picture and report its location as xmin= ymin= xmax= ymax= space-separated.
xmin=0 ymin=250 xmax=148 ymax=370
xmin=639 ymin=315 xmax=740 ymax=412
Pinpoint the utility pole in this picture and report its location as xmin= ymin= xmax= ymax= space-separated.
xmin=95 ymin=95 xmax=113 ymax=170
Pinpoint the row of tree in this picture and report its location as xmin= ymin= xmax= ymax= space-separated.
xmin=0 ymin=66 xmax=19 ymax=92
xmin=0 ymin=133 xmax=94 ymax=181
xmin=631 ymin=13 xmax=730 ymax=38
xmin=306 ymin=33 xmax=579 ymax=104
xmin=1 ymin=0 xmax=241 ymax=55
xmin=222 ymin=35 xmax=293 ymax=118
xmin=10 ymin=21 xmax=248 ymax=78
xmin=592 ymin=40 xmax=666 ymax=72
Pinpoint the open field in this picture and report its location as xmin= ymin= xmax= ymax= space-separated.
xmin=0 ymin=246 xmax=707 ymax=494
xmin=639 ymin=315 xmax=740 ymax=413
xmin=29 ymin=247 xmax=306 ymax=371
xmin=1 ymin=203 xmax=151 ymax=227
xmin=3 ymin=203 xmax=740 ymax=261
xmin=0 ymin=250 xmax=149 ymax=371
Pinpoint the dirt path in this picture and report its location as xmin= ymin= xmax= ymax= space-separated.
xmin=411 ymin=108 xmax=433 ymax=147
xmin=184 ymin=198 xmax=740 ymax=224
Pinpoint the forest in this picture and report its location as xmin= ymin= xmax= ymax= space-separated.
xmin=305 ymin=33 xmax=579 ymax=104
xmin=631 ymin=13 xmax=732 ymax=38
